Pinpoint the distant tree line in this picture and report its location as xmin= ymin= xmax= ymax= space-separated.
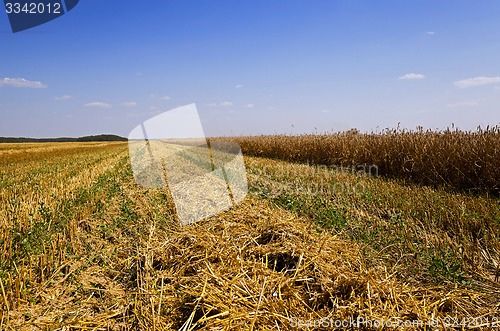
xmin=0 ymin=134 xmax=127 ymax=143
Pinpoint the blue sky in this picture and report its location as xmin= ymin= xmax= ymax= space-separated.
xmin=1 ymin=0 xmax=499 ymax=138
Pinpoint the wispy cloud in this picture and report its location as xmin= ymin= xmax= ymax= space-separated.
xmin=454 ymin=76 xmax=500 ymax=88
xmin=206 ymin=101 xmax=234 ymax=107
xmin=220 ymin=101 xmax=233 ymax=107
xmin=399 ymin=73 xmax=426 ymax=80
xmin=121 ymin=101 xmax=138 ymax=107
xmin=0 ymin=77 xmax=47 ymax=88
xmin=446 ymin=100 xmax=481 ymax=109
xmin=54 ymin=95 xmax=72 ymax=101
xmin=84 ymin=101 xmax=112 ymax=109
xmin=426 ymin=31 xmax=435 ymax=35
xmin=235 ymin=84 xmax=243 ymax=89
xmin=245 ymin=103 xmax=254 ymax=108
xmin=149 ymin=94 xmax=171 ymax=100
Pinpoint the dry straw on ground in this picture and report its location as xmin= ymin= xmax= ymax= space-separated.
xmin=2 ymin=142 xmax=499 ymax=330
xmin=8 ymin=197 xmax=499 ymax=330
xmin=139 ymin=197 xmax=500 ymax=330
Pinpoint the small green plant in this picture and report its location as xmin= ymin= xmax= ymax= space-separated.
xmin=428 ymin=252 xmax=466 ymax=284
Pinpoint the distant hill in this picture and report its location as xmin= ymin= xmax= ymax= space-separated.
xmin=0 ymin=134 xmax=127 ymax=143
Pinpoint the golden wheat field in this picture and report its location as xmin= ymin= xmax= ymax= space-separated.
xmin=225 ymin=126 xmax=500 ymax=195
xmin=0 ymin=136 xmax=499 ymax=330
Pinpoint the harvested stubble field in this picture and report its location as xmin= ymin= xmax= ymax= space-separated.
xmin=0 ymin=137 xmax=499 ymax=330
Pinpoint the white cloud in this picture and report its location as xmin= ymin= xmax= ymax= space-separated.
xmin=220 ymin=101 xmax=233 ymax=107
xmin=121 ymin=101 xmax=137 ymax=107
xmin=399 ymin=73 xmax=426 ymax=80
xmin=149 ymin=94 xmax=171 ymax=100
xmin=495 ymin=86 xmax=500 ymax=90
xmin=454 ymin=76 xmax=500 ymax=88
xmin=84 ymin=101 xmax=112 ymax=109
xmin=426 ymin=31 xmax=435 ymax=35
xmin=235 ymin=84 xmax=243 ymax=89
xmin=54 ymin=95 xmax=72 ymax=101
xmin=206 ymin=101 xmax=234 ymax=107
xmin=245 ymin=103 xmax=254 ymax=108
xmin=446 ymin=100 xmax=481 ymax=109
xmin=0 ymin=77 xmax=47 ymax=88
